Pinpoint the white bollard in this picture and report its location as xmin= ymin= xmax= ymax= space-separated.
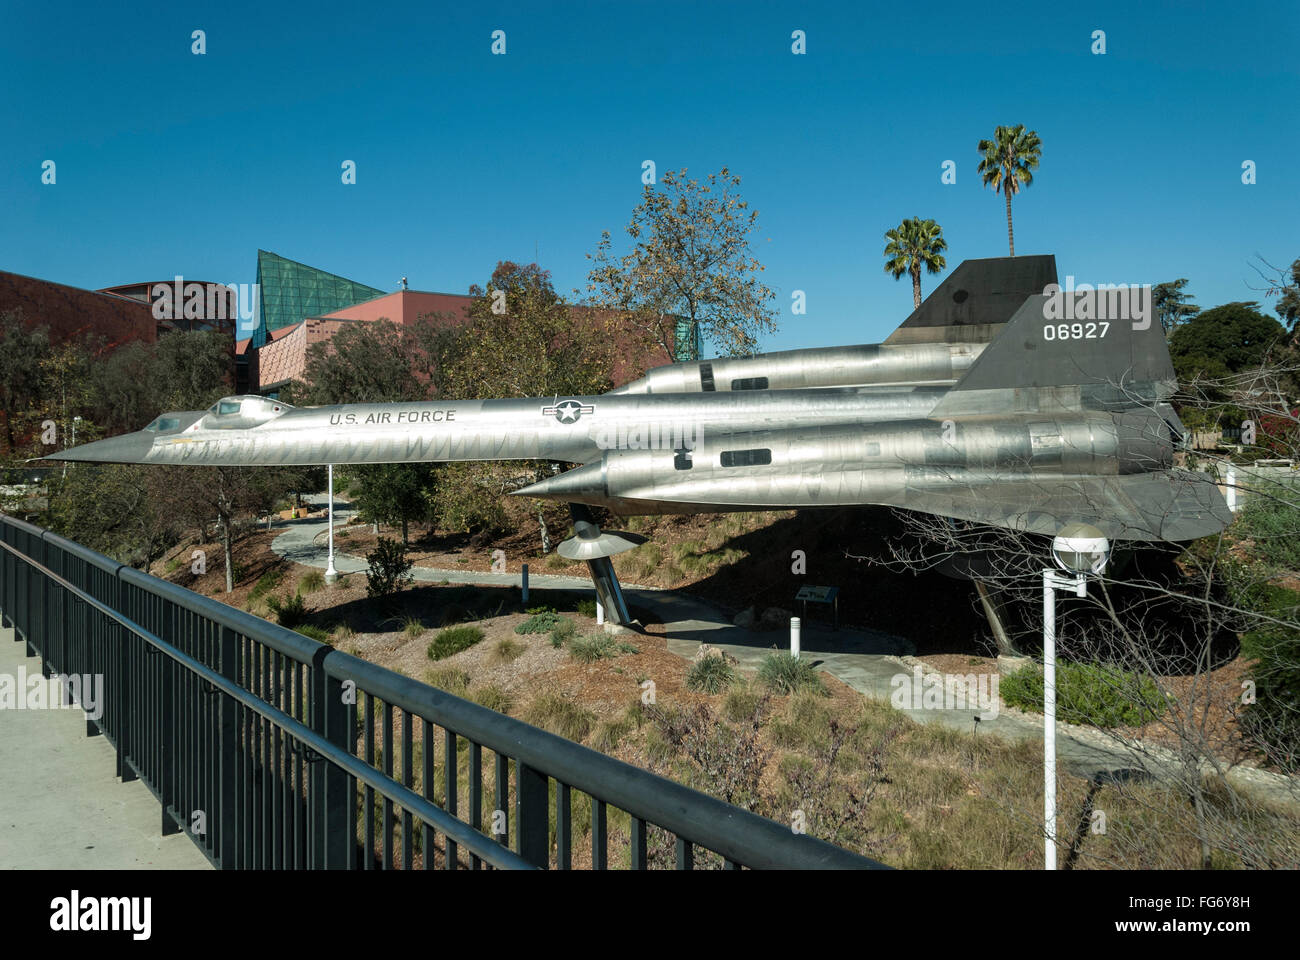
xmin=1226 ymin=465 xmax=1238 ymax=512
xmin=521 ymin=563 xmax=529 ymax=605
xmin=790 ymin=617 xmax=801 ymax=659
xmin=596 ymin=599 xmax=605 ymax=625
xmin=325 ymin=464 xmax=338 ymax=583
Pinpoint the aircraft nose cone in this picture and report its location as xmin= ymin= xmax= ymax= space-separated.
xmin=43 ymin=431 xmax=157 ymax=464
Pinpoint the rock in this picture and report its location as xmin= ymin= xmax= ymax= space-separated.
xmin=693 ymin=643 xmax=738 ymax=665
xmin=732 ymin=606 xmax=756 ymax=629
xmin=758 ymin=606 xmax=794 ymax=630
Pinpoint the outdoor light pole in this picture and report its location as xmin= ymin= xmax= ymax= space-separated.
xmin=325 ymin=464 xmax=338 ymax=583
xmin=1042 ymin=523 xmax=1110 ymax=871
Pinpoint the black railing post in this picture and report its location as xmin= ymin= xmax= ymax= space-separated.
xmin=515 ymin=761 xmax=549 ymax=869
xmin=218 ymin=625 xmax=238 ymax=868
xmin=312 ymin=651 xmax=350 ymax=869
xmin=117 ymin=577 xmax=136 ymax=782
xmin=159 ymin=602 xmax=179 ymax=836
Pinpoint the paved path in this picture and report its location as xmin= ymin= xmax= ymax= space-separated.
xmin=0 ymin=625 xmax=211 ymax=869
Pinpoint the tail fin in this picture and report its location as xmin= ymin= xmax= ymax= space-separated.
xmin=885 ymin=255 xmax=1058 ymax=345
xmin=932 ymin=285 xmax=1174 ymax=417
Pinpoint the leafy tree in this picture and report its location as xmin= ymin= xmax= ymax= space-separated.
xmin=1151 ymin=279 xmax=1201 ymax=338
xmin=585 ymin=166 xmax=778 ymax=362
xmin=431 ymin=261 xmax=611 ymax=398
xmin=90 ymin=330 xmax=232 ymax=435
xmin=0 ymin=309 xmax=52 ymax=457
xmin=46 ymin=464 xmax=182 ymax=568
xmin=295 ymin=318 xmax=426 ymax=405
xmin=883 ymin=218 xmax=948 ymax=309
xmin=1168 ymin=301 xmax=1285 ymax=374
xmin=345 ymin=461 xmax=434 ymax=546
xmin=976 ymin=124 xmax=1042 ymax=257
xmin=366 ymin=537 xmax=414 ymax=598
xmin=1251 ymin=255 xmax=1300 ymax=333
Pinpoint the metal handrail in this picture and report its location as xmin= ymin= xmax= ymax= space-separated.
xmin=0 ymin=536 xmax=533 ymax=870
xmin=0 ymin=513 xmax=885 ymax=870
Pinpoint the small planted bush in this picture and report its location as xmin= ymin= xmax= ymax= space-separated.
xmin=548 ymin=618 xmax=577 ymax=648
xmin=686 ymin=656 xmax=737 ymax=694
xmin=576 ymin=598 xmax=598 ymax=618
xmin=1001 ymin=661 xmax=1165 ymax=727
xmin=295 ymin=624 xmax=332 ymax=644
xmin=492 ymin=637 xmax=525 ymax=664
xmin=569 ymin=633 xmax=617 ymax=663
xmin=471 ymin=685 xmax=514 ymax=714
xmin=426 ymin=625 xmax=484 ymax=661
xmin=266 ymin=592 xmax=308 ymax=629
xmin=523 ymin=691 xmax=596 ymax=742
xmin=250 ymin=567 xmax=285 ymax=601
xmin=299 ymin=569 xmax=325 ymax=594
xmin=758 ymin=652 xmax=826 ymax=696
xmin=423 ymin=666 xmax=471 ymax=696
xmin=515 ymin=610 xmax=563 ymax=634
xmin=366 ymin=537 xmax=414 ymax=598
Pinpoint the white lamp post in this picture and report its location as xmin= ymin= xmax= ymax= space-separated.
xmin=325 ymin=464 xmax=338 ymax=583
xmin=1043 ymin=522 xmax=1110 ymax=870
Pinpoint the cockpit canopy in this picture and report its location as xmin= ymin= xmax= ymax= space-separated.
xmin=201 ymin=395 xmax=294 ymax=429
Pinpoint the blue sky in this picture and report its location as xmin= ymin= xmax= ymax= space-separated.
xmin=2 ymin=1 xmax=1296 ymax=352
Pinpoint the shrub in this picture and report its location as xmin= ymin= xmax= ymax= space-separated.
xmin=569 ymin=633 xmax=617 ymax=663
xmin=298 ymin=569 xmax=325 ymax=594
xmin=492 ymin=637 xmax=525 ymax=664
xmin=1236 ymin=495 xmax=1300 ymax=570
xmin=471 ymin=685 xmax=514 ymax=714
xmin=686 ymin=656 xmax=737 ymax=694
xmin=295 ymin=624 xmax=332 ymax=644
xmin=591 ymin=715 xmax=635 ymax=752
xmin=426 ymin=625 xmax=484 ymax=661
xmin=1234 ymin=582 xmax=1300 ymax=771
xmin=548 ymin=618 xmax=577 ymax=648
xmin=250 ymin=567 xmax=285 ymax=601
xmin=758 ymin=652 xmax=826 ymax=695
xmin=423 ymin=667 xmax=471 ymax=696
xmin=164 ymin=556 xmax=181 ymax=574
xmin=366 ymin=537 xmax=414 ymax=598
xmin=576 ymin=598 xmax=598 ymax=618
xmin=330 ymin=622 xmax=355 ymax=644
xmin=515 ymin=610 xmax=563 ymax=634
xmin=523 ymin=691 xmax=596 ymax=742
xmin=401 ymin=616 xmax=425 ymax=639
xmin=1000 ymin=661 xmax=1166 ymax=727
xmin=265 ymin=592 xmax=308 ymax=629
xmin=723 ymin=683 xmax=762 ymax=722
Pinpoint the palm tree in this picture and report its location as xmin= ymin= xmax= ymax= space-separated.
xmin=976 ymin=124 xmax=1042 ymax=256
xmin=883 ymin=218 xmax=948 ymax=309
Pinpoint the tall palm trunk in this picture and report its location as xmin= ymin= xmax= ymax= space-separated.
xmin=1005 ymin=189 xmax=1015 ymax=256
xmin=911 ymin=263 xmax=922 ymax=308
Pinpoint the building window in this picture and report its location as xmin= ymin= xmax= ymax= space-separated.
xmin=720 ymin=448 xmax=772 ymax=468
xmin=730 ymin=377 xmax=769 ymax=391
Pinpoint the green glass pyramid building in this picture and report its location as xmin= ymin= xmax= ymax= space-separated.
xmin=249 ymin=250 xmax=386 ymax=347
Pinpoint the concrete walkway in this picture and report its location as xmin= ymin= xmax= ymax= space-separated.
xmin=0 ymin=625 xmax=211 ymax=869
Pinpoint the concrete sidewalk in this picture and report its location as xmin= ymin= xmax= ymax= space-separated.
xmin=0 ymin=626 xmax=211 ymax=870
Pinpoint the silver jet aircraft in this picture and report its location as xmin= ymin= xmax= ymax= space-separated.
xmin=49 ymin=255 xmax=1232 ymax=548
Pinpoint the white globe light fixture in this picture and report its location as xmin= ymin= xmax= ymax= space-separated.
xmin=1051 ymin=522 xmax=1111 ymax=577
xmin=1041 ymin=522 xmax=1110 ymax=872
